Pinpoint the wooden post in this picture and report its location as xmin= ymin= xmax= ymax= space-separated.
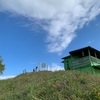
xmin=88 ymin=48 xmax=91 ymax=62
xmin=94 ymin=52 xmax=97 ymax=58
xmin=88 ymin=48 xmax=95 ymax=74
xmin=82 ymin=51 xmax=84 ymax=56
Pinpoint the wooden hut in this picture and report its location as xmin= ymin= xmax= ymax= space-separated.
xmin=62 ymin=46 xmax=100 ymax=75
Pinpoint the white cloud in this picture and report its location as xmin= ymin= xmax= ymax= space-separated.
xmin=0 ymin=76 xmax=16 ymax=80
xmin=0 ymin=0 xmax=100 ymax=53
xmin=48 ymin=63 xmax=64 ymax=71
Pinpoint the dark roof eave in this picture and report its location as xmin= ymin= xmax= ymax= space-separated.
xmin=69 ymin=46 xmax=100 ymax=54
xmin=62 ymin=56 xmax=70 ymax=59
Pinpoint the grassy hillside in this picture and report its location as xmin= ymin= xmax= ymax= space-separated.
xmin=0 ymin=70 xmax=100 ymax=100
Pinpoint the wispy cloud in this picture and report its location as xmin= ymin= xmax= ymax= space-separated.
xmin=48 ymin=63 xmax=64 ymax=71
xmin=0 ymin=76 xmax=16 ymax=80
xmin=0 ymin=0 xmax=100 ymax=53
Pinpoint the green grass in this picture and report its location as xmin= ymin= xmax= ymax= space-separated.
xmin=0 ymin=70 xmax=100 ymax=100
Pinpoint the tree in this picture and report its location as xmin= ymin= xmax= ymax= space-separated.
xmin=0 ymin=56 xmax=5 ymax=74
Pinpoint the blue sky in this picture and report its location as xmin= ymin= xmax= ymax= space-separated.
xmin=0 ymin=0 xmax=100 ymax=78
xmin=0 ymin=12 xmax=64 ymax=76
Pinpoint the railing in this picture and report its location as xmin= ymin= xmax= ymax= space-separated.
xmin=90 ymin=56 xmax=100 ymax=64
xmin=71 ymin=56 xmax=100 ymax=69
xmin=71 ymin=56 xmax=90 ymax=69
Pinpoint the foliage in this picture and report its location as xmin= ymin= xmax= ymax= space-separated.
xmin=0 ymin=56 xmax=5 ymax=74
xmin=0 ymin=70 xmax=100 ymax=100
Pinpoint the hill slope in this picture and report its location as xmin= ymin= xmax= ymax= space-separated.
xmin=0 ymin=71 xmax=100 ymax=100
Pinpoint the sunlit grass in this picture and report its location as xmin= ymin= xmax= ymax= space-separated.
xmin=0 ymin=70 xmax=100 ymax=100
